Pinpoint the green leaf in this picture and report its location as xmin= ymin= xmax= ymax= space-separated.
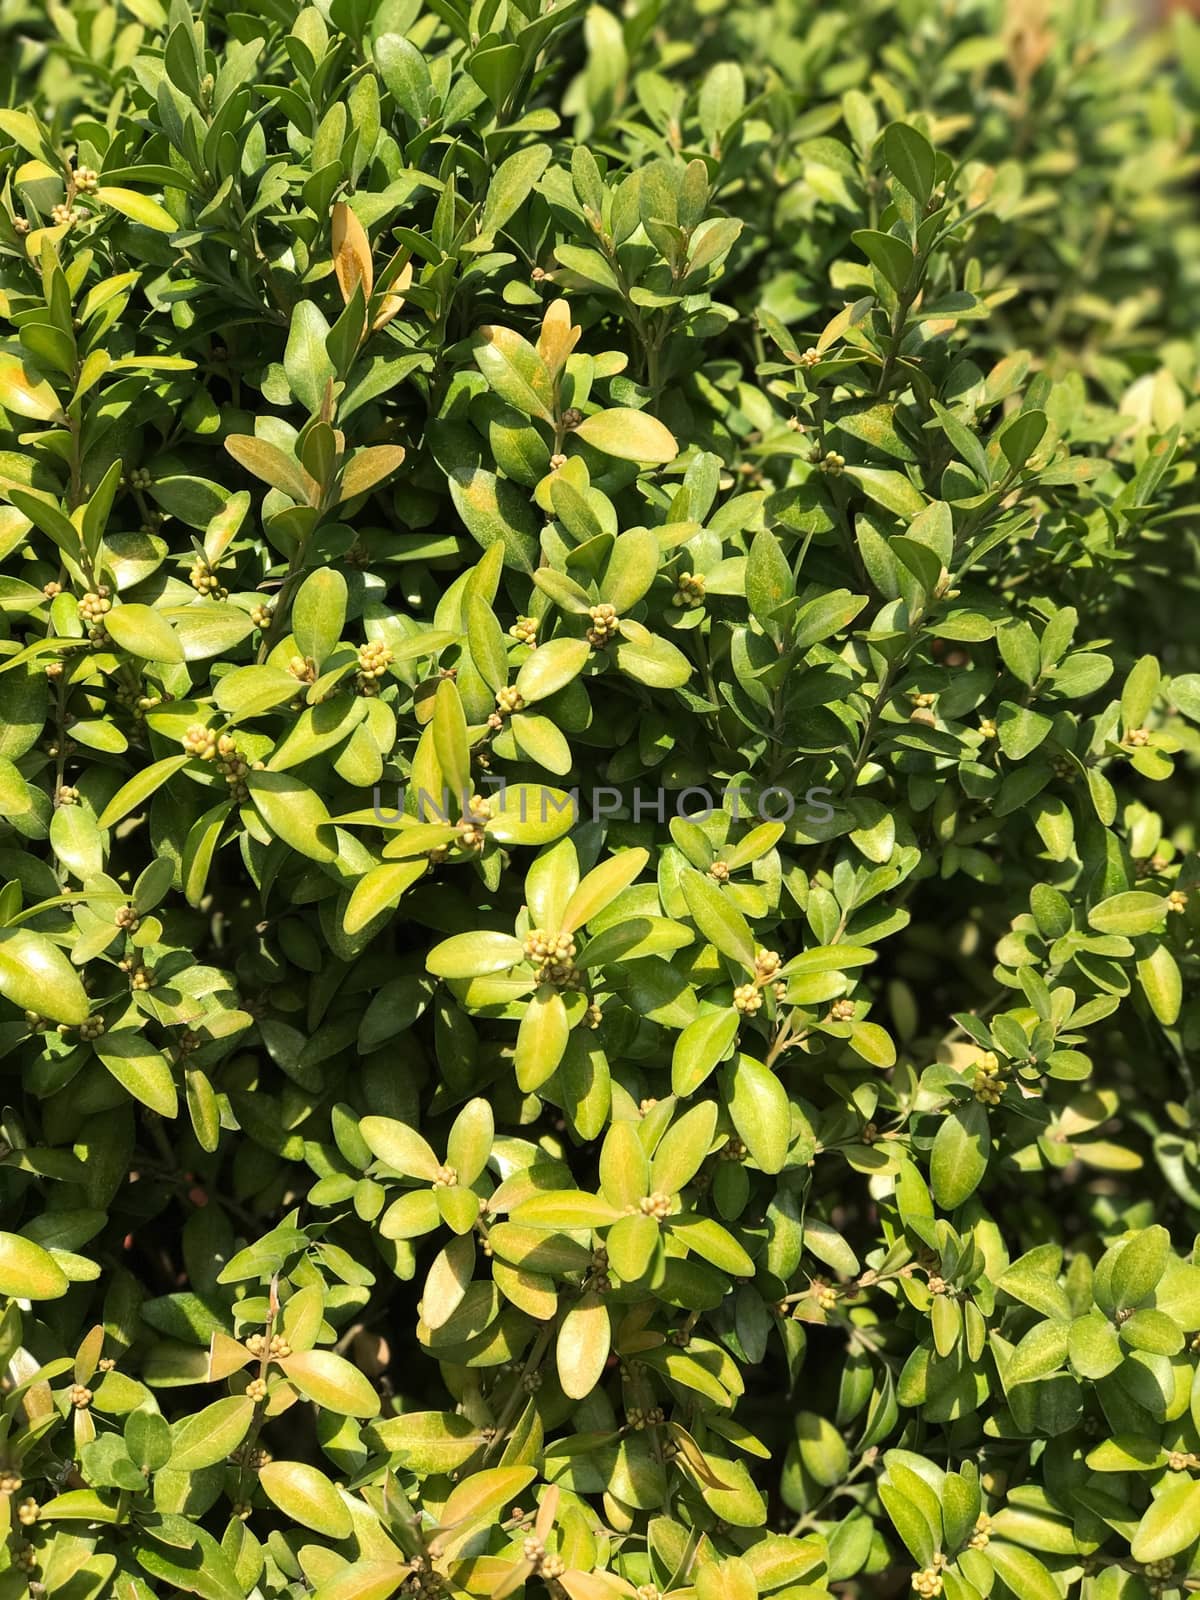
xmin=557 ymin=1292 xmax=611 ymax=1399
xmin=1005 ymin=1319 xmax=1070 ymax=1387
xmin=516 ymin=637 xmax=590 ymax=703
xmin=1088 ymin=891 xmax=1169 ymax=936
xmin=0 ymin=356 xmax=63 ymax=421
xmin=723 ymin=1054 xmax=789 ymax=1174
xmin=650 ymin=1100 xmax=718 ymax=1195
xmin=105 ymin=604 xmax=185 ymax=663
xmin=1138 ymin=941 xmax=1182 ymax=1026
xmin=0 ymin=928 xmax=90 ymax=1023
xmin=132 ymin=1526 xmax=243 ymax=1600
xmin=0 ymin=1230 xmax=69 ymax=1299
xmin=878 ymin=1479 xmax=937 ymax=1565
xmin=848 ymin=1020 xmax=897 ymax=1068
xmin=510 ymin=712 xmax=573 ymax=775
xmin=278 ymin=1350 xmax=382 ymax=1417
xmin=746 ymin=530 xmax=794 ymax=636
xmin=880 ymin=122 xmax=936 ymax=204
xmin=668 ymin=1214 xmax=754 ymax=1275
xmin=573 ymin=408 xmax=679 ymax=464
xmin=466 ymin=595 xmax=508 ymax=690
xmin=985 ymin=1543 xmax=1063 ymax=1600
xmin=929 ymin=1101 xmax=990 ymax=1209
xmin=1111 ymin=1225 xmax=1170 ymax=1311
xmin=606 ymin=1211 xmax=660 ymax=1283
xmin=312 ymin=1563 xmax=411 ymax=1600
xmin=427 ymin=931 xmax=524 ymax=979
xmin=95 ymin=185 xmax=178 ymax=232
xmin=369 ymin=1411 xmax=484 ymax=1474
xmin=488 ymin=783 xmax=578 ymax=844
xmin=432 ymin=676 xmax=471 ymax=803
xmin=225 ymin=435 xmax=318 ymax=504
xmin=374 ymin=34 xmax=433 ymax=120
xmin=510 ymin=1190 xmax=622 ymax=1230
xmin=344 ymin=860 xmax=427 ymax=935
xmin=479 ymin=145 xmax=552 ymax=239
xmin=998 ymin=409 xmax=1047 ymax=473
xmin=360 ymin=1117 xmax=440 ymax=1180
xmin=561 ymin=849 xmax=649 ymax=933
xmin=474 ymin=326 xmax=555 ymax=423
xmin=0 ymin=109 xmax=51 ymax=160
xmin=1132 ymin=1480 xmax=1200 ymax=1563
xmin=601 ymin=528 xmax=661 ymax=612
xmin=169 ymin=1396 xmax=255 ymax=1470
xmin=793 ymin=589 xmax=868 ymax=649
xmin=1085 ymin=1434 xmax=1166 ymax=1473
xmin=795 ymin=1410 xmax=849 ymax=1488
xmin=447 ymin=1098 xmax=494 ymax=1187
xmin=843 ymin=466 xmax=926 ymax=518
xmin=97 ymin=755 xmax=190 ymax=828
xmin=293 ymin=568 xmax=347 ymax=668
xmin=284 ymin=301 xmax=336 ymax=413
xmin=439 ymin=1466 xmax=535 ymax=1537
xmin=853 ymin=228 xmax=915 ymax=294
xmin=680 ymin=868 xmax=756 ymax=972
xmin=996 ymin=620 xmax=1040 ymax=688
xmin=258 ymin=1460 xmax=353 ymax=1538
xmin=1067 ymin=1310 xmax=1123 ymax=1379
xmin=672 ymin=1009 xmax=740 ymax=1097
xmin=448 ymin=462 xmax=539 ymax=571
xmin=614 ymin=628 xmax=692 ymax=688
xmin=515 ymin=986 xmax=570 ymax=1091
xmin=96 ymin=1033 xmax=178 ymax=1117
xmin=246 ymin=771 xmax=337 ymax=863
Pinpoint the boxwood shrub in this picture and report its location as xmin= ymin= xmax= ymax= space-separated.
xmin=2 ymin=2 xmax=1200 ymax=1597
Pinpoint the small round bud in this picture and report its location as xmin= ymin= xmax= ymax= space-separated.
xmin=672 ymin=571 xmax=706 ymax=609
xmin=587 ymin=603 xmax=619 ymax=647
xmin=182 ymin=724 xmax=218 ymax=760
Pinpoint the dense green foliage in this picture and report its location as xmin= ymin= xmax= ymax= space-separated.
xmin=3 ymin=1 xmax=1200 ymax=1596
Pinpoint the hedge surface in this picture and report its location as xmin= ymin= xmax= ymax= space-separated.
xmin=2 ymin=2 xmax=1200 ymax=1598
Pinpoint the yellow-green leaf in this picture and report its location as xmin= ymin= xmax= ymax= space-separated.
xmin=95 ymin=185 xmax=179 ymax=233
xmin=0 ymin=356 xmax=63 ymax=422
xmin=104 ymin=603 xmax=185 ymax=663
xmin=573 ymin=408 xmax=678 ymax=464
xmin=279 ymin=1349 xmax=382 ymax=1417
xmin=258 ymin=1460 xmax=353 ymax=1538
xmin=246 ymin=771 xmax=337 ymax=863
xmin=169 ymin=1396 xmax=255 ymax=1470
xmin=0 ymin=1230 xmax=69 ymax=1299
xmin=557 ymin=1292 xmax=610 ymax=1399
xmin=0 ymin=928 xmax=89 ymax=1023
